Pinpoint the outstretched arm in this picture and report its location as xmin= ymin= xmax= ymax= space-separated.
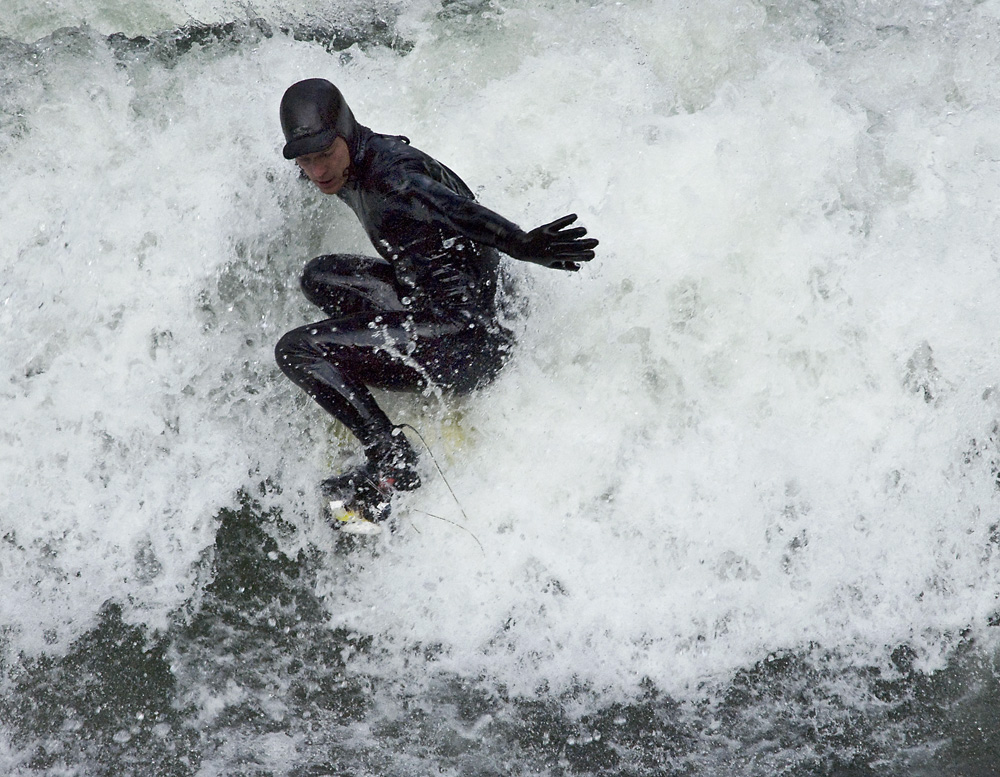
xmin=400 ymin=174 xmax=598 ymax=271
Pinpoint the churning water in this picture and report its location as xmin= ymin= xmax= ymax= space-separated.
xmin=4 ymin=0 xmax=1000 ymax=774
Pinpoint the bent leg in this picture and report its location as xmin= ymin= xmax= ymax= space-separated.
xmin=275 ymin=310 xmax=508 ymax=449
xmin=275 ymin=312 xmax=421 ymax=493
xmin=275 ymin=315 xmax=410 ymax=451
xmin=277 ymin=257 xmax=512 ymax=495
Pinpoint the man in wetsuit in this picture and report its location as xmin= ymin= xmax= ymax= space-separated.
xmin=275 ymin=78 xmax=597 ymax=521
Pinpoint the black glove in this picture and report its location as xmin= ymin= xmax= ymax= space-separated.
xmin=509 ymin=214 xmax=598 ymax=271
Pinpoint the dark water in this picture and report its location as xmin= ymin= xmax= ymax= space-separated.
xmin=3 ymin=488 xmax=1000 ymax=775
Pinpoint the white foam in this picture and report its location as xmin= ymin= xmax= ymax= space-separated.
xmin=3 ymin=0 xmax=1000 ymax=703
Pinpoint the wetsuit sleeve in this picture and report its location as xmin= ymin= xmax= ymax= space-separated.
xmin=395 ymin=174 xmax=528 ymax=256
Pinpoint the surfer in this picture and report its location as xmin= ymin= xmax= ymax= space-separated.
xmin=274 ymin=78 xmax=597 ymax=522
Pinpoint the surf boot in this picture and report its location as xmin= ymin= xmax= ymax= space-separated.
xmin=322 ymin=430 xmax=420 ymax=533
xmin=365 ymin=429 xmax=422 ymax=493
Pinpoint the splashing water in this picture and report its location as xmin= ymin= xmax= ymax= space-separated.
xmin=3 ymin=1 xmax=1000 ymax=774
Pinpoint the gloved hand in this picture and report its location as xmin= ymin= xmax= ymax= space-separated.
xmin=509 ymin=214 xmax=598 ymax=271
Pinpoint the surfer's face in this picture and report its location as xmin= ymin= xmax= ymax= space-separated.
xmin=296 ymin=136 xmax=351 ymax=194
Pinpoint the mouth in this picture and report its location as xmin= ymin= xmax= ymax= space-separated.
xmin=317 ymin=169 xmax=348 ymax=189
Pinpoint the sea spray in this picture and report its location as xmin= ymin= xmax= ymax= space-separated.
xmin=4 ymin=1 xmax=1000 ymax=774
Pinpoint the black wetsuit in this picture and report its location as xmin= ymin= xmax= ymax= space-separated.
xmin=274 ymin=124 xmax=522 ymax=458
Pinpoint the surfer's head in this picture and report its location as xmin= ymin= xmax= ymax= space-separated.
xmin=280 ymin=78 xmax=355 ymax=160
xmin=280 ymin=79 xmax=356 ymax=195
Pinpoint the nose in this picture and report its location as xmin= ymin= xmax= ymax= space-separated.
xmin=298 ymin=159 xmax=319 ymax=179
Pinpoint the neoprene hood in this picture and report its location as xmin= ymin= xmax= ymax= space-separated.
xmin=280 ymin=79 xmax=356 ymax=160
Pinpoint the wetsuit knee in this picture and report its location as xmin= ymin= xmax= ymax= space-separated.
xmin=300 ymin=254 xmax=402 ymax=316
xmin=275 ymin=326 xmax=314 ymax=380
xmin=299 ymin=255 xmax=339 ymax=309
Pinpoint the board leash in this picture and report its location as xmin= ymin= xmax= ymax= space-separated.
xmin=397 ymin=423 xmax=485 ymax=555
